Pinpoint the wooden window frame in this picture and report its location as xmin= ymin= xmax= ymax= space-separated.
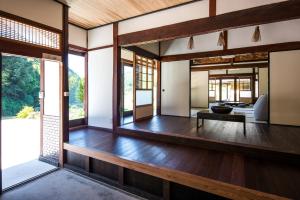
xmin=0 ymin=11 xmax=62 ymax=58
xmin=68 ymin=49 xmax=88 ymax=128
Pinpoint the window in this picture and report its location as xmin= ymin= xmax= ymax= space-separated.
xmin=239 ymin=78 xmax=251 ymax=98
xmin=135 ymin=55 xmax=154 ymax=107
xmin=209 ymin=79 xmax=216 ymax=98
xmin=0 ymin=16 xmax=60 ymax=49
xmin=68 ymin=53 xmax=86 ymax=120
xmin=135 ymin=55 xmax=153 ymax=90
xmin=123 ymin=64 xmax=133 ymax=112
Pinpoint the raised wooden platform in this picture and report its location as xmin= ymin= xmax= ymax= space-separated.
xmin=118 ymin=116 xmax=300 ymax=163
xmin=64 ymin=128 xmax=300 ymax=200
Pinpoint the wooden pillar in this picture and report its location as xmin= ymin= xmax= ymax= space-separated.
xmin=234 ymin=78 xmax=237 ymax=102
xmin=85 ymin=157 xmax=91 ymax=172
xmin=118 ymin=166 xmax=124 ymax=185
xmin=209 ymin=0 xmax=216 ymax=17
xmin=223 ymin=30 xmax=228 ymax=50
xmin=113 ymin=23 xmax=121 ymax=132
xmin=219 ymin=79 xmax=222 ymax=101
xmin=157 ymin=61 xmax=161 ymax=115
xmin=163 ymin=180 xmax=170 ymax=200
xmin=251 ymin=68 xmax=256 ymax=103
xmin=60 ymin=4 xmax=69 ymax=166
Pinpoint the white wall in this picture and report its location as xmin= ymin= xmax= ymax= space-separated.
xmin=160 ymin=19 xmax=300 ymax=56
xmin=88 ymin=48 xmax=113 ymax=129
xmin=216 ymin=0 xmax=287 ymax=15
xmin=161 ymin=32 xmax=222 ymax=56
xmin=270 ymin=50 xmax=300 ymax=126
xmin=118 ymin=0 xmax=209 ymax=35
xmin=161 ymin=61 xmax=190 ymax=117
xmin=0 ymin=0 xmax=62 ymax=30
xmin=228 ymin=19 xmax=300 ymax=49
xmin=88 ymin=24 xmax=113 ymax=49
xmin=121 ymin=49 xmax=134 ymax=61
xmin=259 ymin=68 xmax=268 ymax=96
xmin=191 ymin=71 xmax=209 ymax=108
xmin=69 ymin=24 xmax=87 ymax=48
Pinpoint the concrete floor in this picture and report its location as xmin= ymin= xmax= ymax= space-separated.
xmin=1 ymin=169 xmax=143 ymax=200
xmin=2 ymin=159 xmax=57 ymax=189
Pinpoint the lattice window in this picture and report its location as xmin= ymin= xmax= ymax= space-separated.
xmin=135 ymin=55 xmax=154 ymax=90
xmin=0 ymin=16 xmax=60 ymax=49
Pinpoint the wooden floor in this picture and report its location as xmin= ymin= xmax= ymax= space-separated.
xmin=67 ymin=128 xmax=300 ymax=200
xmin=119 ymin=116 xmax=300 ymax=156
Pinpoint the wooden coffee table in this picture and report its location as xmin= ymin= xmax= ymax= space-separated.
xmin=197 ymin=110 xmax=246 ymax=135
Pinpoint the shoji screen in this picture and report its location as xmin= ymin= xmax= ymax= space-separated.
xmin=270 ymin=50 xmax=300 ymax=126
xmin=161 ymin=60 xmax=190 ymax=117
xmin=88 ymin=48 xmax=113 ymax=129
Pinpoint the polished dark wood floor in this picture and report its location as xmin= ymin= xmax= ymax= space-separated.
xmin=68 ymin=128 xmax=300 ymax=199
xmin=119 ymin=116 xmax=300 ymax=155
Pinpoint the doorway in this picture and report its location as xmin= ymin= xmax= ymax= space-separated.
xmin=122 ymin=62 xmax=134 ymax=124
xmin=1 ymin=53 xmax=57 ymax=190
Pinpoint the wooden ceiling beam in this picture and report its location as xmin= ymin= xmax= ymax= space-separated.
xmin=119 ymin=1 xmax=300 ymax=46
xmin=191 ymin=63 xmax=268 ymax=72
xmin=123 ymin=46 xmax=160 ymax=60
xmin=161 ymin=42 xmax=300 ymax=62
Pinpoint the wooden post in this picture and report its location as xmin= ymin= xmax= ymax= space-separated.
xmin=163 ymin=180 xmax=170 ymax=200
xmin=157 ymin=61 xmax=161 ymax=115
xmin=113 ymin=23 xmax=121 ymax=132
xmin=118 ymin=166 xmax=124 ymax=185
xmin=60 ymin=4 xmax=69 ymax=167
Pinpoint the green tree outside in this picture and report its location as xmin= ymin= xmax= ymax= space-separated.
xmin=2 ymin=56 xmax=40 ymax=117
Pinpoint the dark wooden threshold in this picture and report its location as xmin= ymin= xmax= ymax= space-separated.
xmin=64 ymin=143 xmax=288 ymax=200
xmin=116 ymin=127 xmax=300 ymax=165
xmin=87 ymin=126 xmax=113 ymax=133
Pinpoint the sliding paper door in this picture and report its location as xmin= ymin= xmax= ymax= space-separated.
xmin=161 ymin=61 xmax=190 ymax=117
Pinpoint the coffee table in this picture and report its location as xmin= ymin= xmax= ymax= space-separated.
xmin=197 ymin=110 xmax=246 ymax=135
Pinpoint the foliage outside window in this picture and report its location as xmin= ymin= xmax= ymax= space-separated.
xmin=68 ymin=54 xmax=85 ymax=120
xmin=123 ymin=65 xmax=133 ymax=112
xmin=2 ymin=55 xmax=40 ymax=119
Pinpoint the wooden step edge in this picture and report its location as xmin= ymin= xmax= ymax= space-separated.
xmin=63 ymin=143 xmax=290 ymax=200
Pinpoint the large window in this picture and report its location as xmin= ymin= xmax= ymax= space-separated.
xmin=68 ymin=53 xmax=85 ymax=120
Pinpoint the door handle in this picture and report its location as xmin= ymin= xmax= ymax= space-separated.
xmin=39 ymin=92 xmax=44 ymax=99
xmin=162 ymin=89 xmax=165 ymax=92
